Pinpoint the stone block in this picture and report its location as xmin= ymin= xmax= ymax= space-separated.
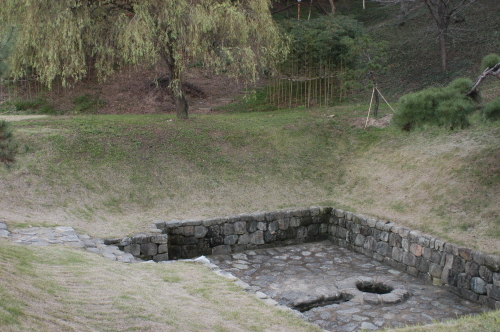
xmin=247 ymin=221 xmax=257 ymax=233
xmin=364 ymin=236 xmax=377 ymax=252
xmin=402 ymin=252 xmax=417 ymax=267
xmin=434 ymin=239 xmax=445 ymax=251
xmin=319 ymin=223 xmax=328 ymax=234
xmin=264 ymin=230 xmax=277 ymax=243
xmin=351 ymin=222 xmax=361 ymax=234
xmin=470 ymin=277 xmax=487 ymax=295
xmin=397 ymin=227 xmax=410 ymax=238
xmin=151 ymin=235 xmax=168 ymax=244
xmin=297 ymin=226 xmax=308 ymax=238
xmin=238 ymin=233 xmax=251 ymax=245
xmin=153 ymin=253 xmax=169 ymax=262
xmin=472 ymin=250 xmax=486 ymax=265
xmin=417 ymin=235 xmax=431 ymax=247
xmin=182 ymin=226 xmax=194 ymax=237
xmin=131 ymin=234 xmax=150 ymax=244
xmin=416 ymin=258 xmax=430 ymax=273
xmin=402 ymin=239 xmax=409 ymax=252
xmin=392 ymin=247 xmax=403 ymax=262
xmin=366 ymin=218 xmax=377 ymax=228
xmin=158 ymin=244 xmax=168 ymax=254
xmin=257 ymin=221 xmax=267 ymax=231
xmin=140 ymin=243 xmax=158 ymax=257
xmin=388 ymin=233 xmax=402 ymax=248
xmin=429 ymin=249 xmax=442 ymax=264
xmin=376 ymin=242 xmax=392 ymax=257
xmin=120 ymin=237 xmax=132 ymax=246
xmin=488 ymin=285 xmax=500 ymax=301
xmin=494 ymin=273 xmax=500 ymax=287
xmin=451 ymin=256 xmax=466 ymax=272
xmin=194 ymin=226 xmax=208 ymax=239
xmin=345 ymin=211 xmax=353 ymax=220
xmin=375 ymin=221 xmax=386 ymax=231
xmin=373 ymin=253 xmax=384 ymax=262
xmin=183 ymin=219 xmax=202 ymax=226
xmin=335 ymin=209 xmax=345 ymax=218
xmin=104 ymin=238 xmax=121 ymax=245
xmin=410 ymin=243 xmax=423 ymax=256
xmin=444 ymin=243 xmax=459 ymax=255
xmin=251 ymin=231 xmax=264 ymax=245
xmin=354 ymin=234 xmax=365 ymax=247
xmin=458 ymin=247 xmax=473 ymax=261
xmin=251 ymin=212 xmax=266 ymax=221
xmin=479 ymin=266 xmax=493 ymax=283
xmin=153 ymin=220 xmax=166 ymax=229
xmin=442 ymin=267 xmax=458 ymax=287
xmin=360 ymin=226 xmax=372 ymax=237
xmin=406 ymin=266 xmax=419 ymax=277
xmin=485 ymin=254 xmax=500 ymax=272
xmin=307 ymin=224 xmax=319 ymax=237
xmin=457 ymin=273 xmax=471 ymax=290
xmin=465 ymin=261 xmax=480 ymax=277
xmin=268 ymin=221 xmax=279 ymax=232
xmin=224 ymin=234 xmax=238 ymax=245
xmin=379 ymin=231 xmax=389 ymax=242
xmin=429 ymin=263 xmax=443 ymax=278
xmin=290 ymin=217 xmax=301 ymax=227
xmin=278 ymin=218 xmax=289 ymax=230
xmin=124 ymin=244 xmax=141 ymax=256
xmin=234 ymin=221 xmax=246 ymax=235
xmin=459 ymin=288 xmax=479 ymax=302
xmin=408 ymin=231 xmax=420 ymax=243
xmin=222 ymin=223 xmax=235 ymax=235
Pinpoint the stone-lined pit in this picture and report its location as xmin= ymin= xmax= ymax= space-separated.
xmin=208 ymin=241 xmax=489 ymax=332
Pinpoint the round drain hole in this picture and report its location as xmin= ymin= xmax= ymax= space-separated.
xmin=356 ymin=281 xmax=393 ymax=295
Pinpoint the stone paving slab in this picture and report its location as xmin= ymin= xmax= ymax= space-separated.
xmin=1 ymin=222 xmax=138 ymax=263
xmin=208 ymin=240 xmax=490 ymax=332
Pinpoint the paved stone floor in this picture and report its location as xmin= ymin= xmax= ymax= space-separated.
xmin=208 ymin=241 xmax=490 ymax=332
xmin=1 ymin=222 xmax=138 ymax=263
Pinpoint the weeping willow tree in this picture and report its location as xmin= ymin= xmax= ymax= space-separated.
xmin=2 ymin=0 xmax=286 ymax=118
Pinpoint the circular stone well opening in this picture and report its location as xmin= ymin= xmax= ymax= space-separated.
xmin=356 ymin=281 xmax=393 ymax=295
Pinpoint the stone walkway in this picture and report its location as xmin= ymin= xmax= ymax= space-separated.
xmin=208 ymin=241 xmax=490 ymax=332
xmin=0 ymin=221 xmax=138 ymax=263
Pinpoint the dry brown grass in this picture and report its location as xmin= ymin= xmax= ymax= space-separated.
xmin=0 ymin=238 xmax=320 ymax=332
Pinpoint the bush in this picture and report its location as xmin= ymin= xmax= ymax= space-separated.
xmin=72 ymin=94 xmax=105 ymax=113
xmin=483 ymin=98 xmax=500 ymax=121
xmin=481 ymin=54 xmax=500 ymax=71
xmin=0 ymin=120 xmax=17 ymax=166
xmin=448 ymin=78 xmax=473 ymax=94
xmin=393 ymin=81 xmax=477 ymax=131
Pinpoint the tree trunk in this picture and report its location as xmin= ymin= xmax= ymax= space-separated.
xmin=439 ymin=31 xmax=447 ymax=71
xmin=328 ymin=0 xmax=335 ymax=14
xmin=161 ymin=50 xmax=189 ymax=119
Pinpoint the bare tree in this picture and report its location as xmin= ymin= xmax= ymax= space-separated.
xmin=422 ymin=0 xmax=476 ymax=71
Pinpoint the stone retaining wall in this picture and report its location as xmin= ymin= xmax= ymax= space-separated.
xmin=104 ymin=234 xmax=169 ymax=262
xmin=154 ymin=207 xmax=331 ymax=260
xmin=111 ymin=206 xmax=500 ymax=309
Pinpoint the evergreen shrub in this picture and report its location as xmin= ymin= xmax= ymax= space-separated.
xmin=0 ymin=120 xmax=17 ymax=166
xmin=393 ymin=79 xmax=476 ymax=131
xmin=481 ymin=54 xmax=500 ymax=71
xmin=482 ymin=98 xmax=500 ymax=121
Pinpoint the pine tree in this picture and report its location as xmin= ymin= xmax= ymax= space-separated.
xmin=0 ymin=120 xmax=17 ymax=167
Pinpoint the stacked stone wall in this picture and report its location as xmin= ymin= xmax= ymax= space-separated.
xmin=328 ymin=208 xmax=500 ymax=309
xmin=154 ymin=207 xmax=331 ymax=260
xmin=104 ymin=234 xmax=168 ymax=262
xmin=109 ymin=206 xmax=500 ymax=309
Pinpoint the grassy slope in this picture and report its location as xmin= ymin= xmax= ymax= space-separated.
xmin=0 ymin=238 xmax=319 ymax=332
xmin=341 ymin=0 xmax=500 ymax=97
xmin=1 ymin=104 xmax=499 ymax=254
